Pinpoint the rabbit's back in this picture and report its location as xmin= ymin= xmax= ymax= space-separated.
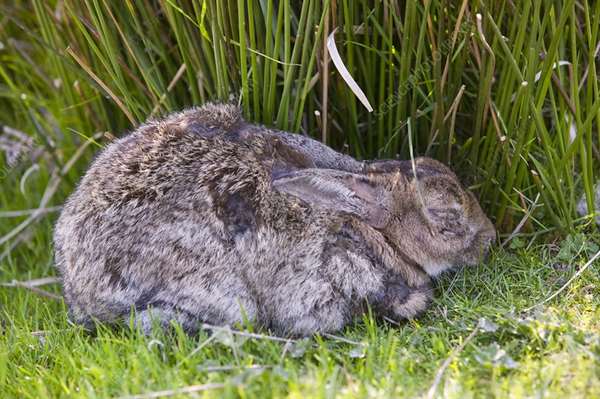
xmin=55 ymin=108 xmax=267 ymax=323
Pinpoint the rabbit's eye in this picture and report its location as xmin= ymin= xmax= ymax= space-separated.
xmin=428 ymin=208 xmax=460 ymax=222
xmin=440 ymin=227 xmax=463 ymax=238
xmin=432 ymin=209 xmax=468 ymax=239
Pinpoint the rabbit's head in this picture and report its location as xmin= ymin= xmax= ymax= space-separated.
xmin=273 ymin=157 xmax=495 ymax=277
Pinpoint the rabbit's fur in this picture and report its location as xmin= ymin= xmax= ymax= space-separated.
xmin=54 ymin=103 xmax=495 ymax=336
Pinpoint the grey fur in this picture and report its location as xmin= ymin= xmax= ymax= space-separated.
xmin=54 ymin=103 xmax=495 ymax=336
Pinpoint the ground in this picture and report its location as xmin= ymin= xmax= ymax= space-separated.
xmin=1 ymin=218 xmax=599 ymax=398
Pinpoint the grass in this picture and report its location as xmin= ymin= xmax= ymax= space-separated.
xmin=1 ymin=217 xmax=600 ymax=398
xmin=1 ymin=0 xmax=600 ymax=397
xmin=0 ymin=0 xmax=599 ymax=232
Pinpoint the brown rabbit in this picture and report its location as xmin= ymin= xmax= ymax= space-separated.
xmin=53 ymin=103 xmax=495 ymax=336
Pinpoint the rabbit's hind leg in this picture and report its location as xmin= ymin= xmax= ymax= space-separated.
xmin=134 ymin=301 xmax=202 ymax=335
xmin=134 ymin=290 xmax=260 ymax=336
xmin=279 ymin=298 xmax=351 ymax=336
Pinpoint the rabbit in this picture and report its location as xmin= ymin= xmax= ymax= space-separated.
xmin=53 ymin=103 xmax=496 ymax=336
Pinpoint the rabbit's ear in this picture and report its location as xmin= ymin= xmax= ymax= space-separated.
xmin=363 ymin=160 xmax=407 ymax=174
xmin=272 ymin=169 xmax=390 ymax=228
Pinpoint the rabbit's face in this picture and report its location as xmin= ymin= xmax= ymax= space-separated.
xmin=272 ymin=157 xmax=495 ymax=277
xmin=379 ymin=158 xmax=496 ymax=276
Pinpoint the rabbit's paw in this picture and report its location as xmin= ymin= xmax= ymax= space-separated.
xmin=372 ymin=278 xmax=432 ymax=321
xmin=390 ymin=285 xmax=433 ymax=319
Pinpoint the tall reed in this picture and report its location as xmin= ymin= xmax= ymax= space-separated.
xmin=1 ymin=0 xmax=598 ymax=235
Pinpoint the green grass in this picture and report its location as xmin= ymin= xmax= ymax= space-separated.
xmin=1 ymin=0 xmax=599 ymax=232
xmin=2 ymin=1 xmax=600 ymax=397
xmin=1 ymin=216 xmax=600 ymax=398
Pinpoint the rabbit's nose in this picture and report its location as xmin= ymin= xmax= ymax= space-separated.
xmin=482 ymin=223 xmax=497 ymax=244
xmin=479 ymin=228 xmax=496 ymax=257
xmin=486 ymin=231 xmax=496 ymax=245
xmin=483 ymin=234 xmax=495 ymax=250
